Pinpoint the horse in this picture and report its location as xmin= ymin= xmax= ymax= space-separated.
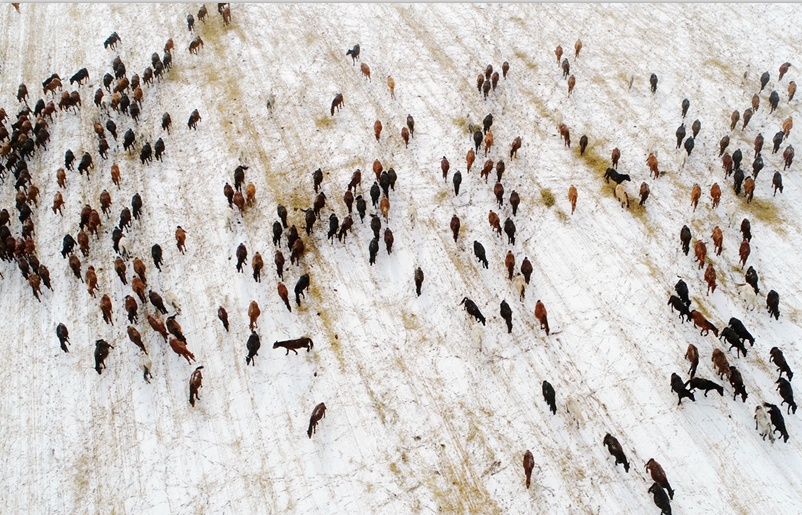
xmin=104 ymin=31 xmax=120 ymax=50
xmin=686 ymin=377 xmax=724 ymax=398
xmin=767 ymin=290 xmax=781 ymax=320
xmin=542 ymin=380 xmax=557 ymax=414
xmin=729 ymin=366 xmax=748 ymax=402
xmin=187 ymin=109 xmax=201 ymax=129
xmin=175 ymin=226 xmax=187 ymax=253
xmin=502 ymin=217 xmax=516 ymax=245
xmin=100 ymin=294 xmax=113 ymax=325
xmin=510 ymin=136 xmax=521 ymax=158
xmin=764 ymin=403 xmax=789 ymax=442
xmin=650 ymin=73 xmax=658 ymax=93
xmin=401 ymin=126 xmax=410 ymax=148
xmin=668 ymin=295 xmax=691 ymax=322
xmin=648 ymin=483 xmax=672 ymax=515
xmin=639 ymin=182 xmax=650 ymax=206
xmin=221 ymin=4 xmax=231 ymax=24
xmin=777 ymin=378 xmax=797 ymax=414
xmin=690 ymin=183 xmax=701 ymax=211
xmin=568 ymin=185 xmax=578 ymax=214
xmin=307 ymin=402 xmax=327 ymax=438
xmin=559 ymin=123 xmax=570 ymax=147
xmin=770 ymin=347 xmax=793 ymax=381
xmin=460 ymin=297 xmax=485 ymax=326
xmin=346 ymin=44 xmax=360 ymax=64
xmin=755 ymin=405 xmax=776 ymax=443
xmin=604 ymin=168 xmax=631 ymax=185
xmin=738 ymin=238 xmax=751 ymax=269
xmin=147 ymin=315 xmax=168 ymax=342
xmin=523 ymin=450 xmax=534 ymax=489
xmin=704 ymin=263 xmax=716 ymax=295
xmin=645 ymin=459 xmax=674 ymax=500
xmin=561 ymin=58 xmax=570 ymax=78
xmin=56 ymin=323 xmax=70 ymax=353
xmin=671 ymin=372 xmax=696 ymax=405
xmin=579 ymin=135 xmax=588 ymax=155
xmin=685 ymin=344 xmax=699 ymax=377
xmin=94 ymin=339 xmax=113 ymax=374
xmin=484 ymin=130 xmax=493 ymax=155
xmin=567 ymin=75 xmax=575 ymax=95
xmin=711 ymin=348 xmax=730 ymax=379
xmin=711 ymin=226 xmax=723 ymax=256
xmin=690 ymin=310 xmax=718 ymax=336
xmin=86 ymin=266 xmax=98 ymax=297
xmin=360 ymin=63 xmax=371 ymax=81
xmin=730 ymin=110 xmax=740 ymax=131
xmin=473 ymin=241 xmax=488 ymax=268
xmin=694 ymin=240 xmax=706 ymax=269
xmin=494 ymin=182 xmax=505 ymax=207
xmin=773 ymin=171 xmax=784 ymax=196
xmin=481 ymin=159 xmax=493 ymax=183
xmin=743 ymin=176 xmax=755 ymax=203
xmin=603 ymin=433 xmax=630 ymax=472
xmin=246 ymin=332 xmax=261 ymax=365
xmin=132 ymin=276 xmax=146 ymax=303
xmin=387 ymin=75 xmax=395 ymax=99
xmin=295 ymin=273 xmax=310 ymax=306
xmin=149 ymin=291 xmax=168 ymax=315
xmin=614 ymin=184 xmax=629 ymax=209
xmin=170 ymin=337 xmax=196 ymax=364
xmin=189 ymin=367 xmax=203 ymax=406
xmin=790 ymin=81 xmax=797 ymax=101
xmin=331 ymin=93 xmax=344 ymax=116
xmin=505 ymin=251 xmax=515 ymax=281
xmin=248 ymin=300 xmax=261 ymax=331
xmin=535 ymin=300 xmax=549 ymax=335
xmin=189 ymin=36 xmax=204 ymax=54
xmin=273 ymin=337 xmax=314 ymax=355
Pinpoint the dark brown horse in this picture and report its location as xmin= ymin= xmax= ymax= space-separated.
xmin=273 ymin=337 xmax=314 ymax=355
xmin=189 ymin=366 xmax=203 ymax=406
xmin=307 ymin=402 xmax=327 ymax=438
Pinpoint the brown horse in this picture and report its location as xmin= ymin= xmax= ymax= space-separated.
xmin=374 ymin=119 xmax=382 ymax=141
xmin=704 ymin=263 xmax=717 ymax=295
xmin=645 ymin=459 xmax=674 ymax=500
xmin=510 ymin=136 xmax=521 ymax=159
xmin=114 ymin=257 xmax=127 ymax=285
xmin=331 ymin=93 xmax=344 ymax=116
xmin=387 ymin=75 xmax=395 ymax=99
xmin=555 ymin=45 xmax=563 ymax=64
xmin=744 ymin=176 xmax=755 ymax=203
xmin=488 ymin=210 xmax=501 ymax=235
xmin=380 ymin=196 xmax=390 ymax=221
xmin=401 ymin=126 xmax=410 ymax=148
xmin=360 ymin=63 xmax=371 ymax=81
xmin=52 ymin=191 xmax=64 ymax=215
xmin=252 ymin=252 xmax=263 ymax=282
xmin=739 ymin=239 xmax=750 ymax=268
xmin=277 ymin=282 xmax=291 ymax=312
xmin=559 ymin=123 xmax=570 ymax=147
xmin=127 ymin=326 xmax=147 ymax=354
xmin=189 ymin=36 xmax=204 ymax=54
xmin=639 ymin=182 xmax=650 ymax=206
xmin=505 ymin=251 xmax=515 ymax=280
xmin=782 ymin=116 xmax=793 ymax=140
xmin=124 ymin=295 xmax=138 ymax=323
xmin=248 ymin=300 xmax=261 ymax=331
xmin=645 ymin=153 xmax=658 ymax=179
xmin=568 ymin=185 xmax=578 ymax=214
xmin=466 ymin=148 xmax=475 ymax=173
xmin=611 ymin=148 xmax=621 ymax=168
xmin=712 ymin=226 xmax=723 ymax=256
xmin=567 ymin=75 xmax=575 ymax=95
xmin=685 ymin=343 xmax=699 ymax=378
xmin=110 ymin=163 xmax=121 ymax=188
xmin=170 ymin=337 xmax=196 ymax=364
xmin=176 ymin=226 xmax=187 ymax=253
xmin=523 ymin=450 xmax=535 ymax=489
xmin=535 ymin=300 xmax=549 ymax=335
xmin=694 ymin=240 xmax=706 ymax=269
xmin=100 ymin=294 xmax=113 ymax=325
xmin=481 ymin=158 xmax=493 ymax=183
xmin=484 ymin=130 xmax=494 ymax=156
xmin=711 ymin=348 xmax=730 ymax=379
xmin=221 ymin=4 xmax=231 ymax=24
xmin=132 ymin=276 xmax=146 ymax=302
xmin=307 ymin=402 xmax=326 ymax=438
xmin=494 ymin=182 xmax=504 ymax=208
xmin=189 ymin=367 xmax=203 ymax=406
xmin=290 ymin=237 xmax=305 ymax=265
xmin=148 ymin=315 xmax=168 ymax=341
xmin=710 ymin=183 xmax=721 ymax=208
xmin=690 ymin=183 xmax=701 ymax=211
xmin=86 ymin=266 xmax=98 ymax=297
xmin=187 ymin=109 xmax=201 ymax=129
xmin=441 ymin=156 xmax=450 ymax=181
xmin=690 ymin=310 xmax=718 ymax=337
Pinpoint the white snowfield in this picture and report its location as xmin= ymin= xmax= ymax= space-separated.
xmin=1 ymin=3 xmax=801 ymax=514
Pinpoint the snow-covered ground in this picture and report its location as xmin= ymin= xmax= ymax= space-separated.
xmin=1 ymin=3 xmax=801 ymax=513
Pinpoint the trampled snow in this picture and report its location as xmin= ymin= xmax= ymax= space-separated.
xmin=0 ymin=3 xmax=801 ymax=514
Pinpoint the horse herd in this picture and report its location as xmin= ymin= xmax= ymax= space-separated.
xmin=1 ymin=5 xmax=799 ymax=512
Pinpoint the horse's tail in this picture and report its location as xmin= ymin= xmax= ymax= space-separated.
xmin=189 ymin=389 xmax=196 ymax=406
xmin=307 ymin=421 xmax=314 ymax=438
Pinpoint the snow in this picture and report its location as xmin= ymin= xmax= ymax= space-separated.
xmin=1 ymin=2 xmax=801 ymax=514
